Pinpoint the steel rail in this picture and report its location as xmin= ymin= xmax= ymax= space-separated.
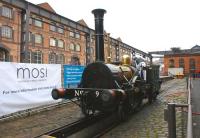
xmin=35 ymin=113 xmax=107 ymax=138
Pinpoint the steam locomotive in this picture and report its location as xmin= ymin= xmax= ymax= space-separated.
xmin=52 ymin=9 xmax=161 ymax=120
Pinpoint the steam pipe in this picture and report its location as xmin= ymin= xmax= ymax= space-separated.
xmin=92 ymin=9 xmax=106 ymax=62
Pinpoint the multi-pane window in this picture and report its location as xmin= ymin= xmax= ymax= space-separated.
xmin=2 ymin=6 xmax=12 ymax=18
xmin=29 ymin=32 xmax=32 ymax=42
xmin=71 ymin=57 xmax=80 ymax=65
xmin=87 ymin=47 xmax=94 ymax=54
xmin=75 ymin=33 xmax=80 ymax=39
xmin=70 ymin=43 xmax=75 ymax=50
xmin=76 ymin=44 xmax=81 ymax=51
xmin=69 ymin=31 xmax=75 ymax=37
xmin=34 ymin=18 xmax=42 ymax=27
xmin=50 ymin=23 xmax=56 ymax=32
xmin=57 ymin=54 xmax=64 ymax=64
xmin=50 ymin=38 xmax=56 ymax=46
xmin=33 ymin=51 xmax=42 ymax=64
xmin=49 ymin=53 xmax=56 ymax=64
xmin=189 ymin=58 xmax=196 ymax=70
xmin=1 ymin=26 xmax=13 ymax=38
xmin=58 ymin=27 xmax=64 ymax=34
xmin=22 ymin=32 xmax=32 ymax=42
xmin=69 ymin=43 xmax=81 ymax=52
xmin=169 ymin=59 xmax=175 ymax=68
xmin=0 ymin=49 xmax=6 ymax=61
xmin=29 ymin=18 xmax=32 ymax=24
xmin=26 ymin=51 xmax=31 ymax=63
xmin=58 ymin=40 xmax=64 ymax=48
xmin=179 ymin=58 xmax=184 ymax=68
xmin=34 ymin=34 xmax=42 ymax=44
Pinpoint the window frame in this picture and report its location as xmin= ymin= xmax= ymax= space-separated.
xmin=50 ymin=23 xmax=56 ymax=32
xmin=169 ymin=59 xmax=175 ymax=68
xmin=49 ymin=52 xmax=56 ymax=64
xmin=69 ymin=43 xmax=75 ymax=51
xmin=33 ymin=51 xmax=42 ymax=64
xmin=75 ymin=44 xmax=81 ymax=52
xmin=34 ymin=34 xmax=43 ymax=44
xmin=34 ymin=18 xmax=43 ymax=28
xmin=1 ymin=26 xmax=13 ymax=39
xmin=50 ymin=38 xmax=57 ymax=46
xmin=57 ymin=39 xmax=64 ymax=48
xmin=57 ymin=54 xmax=64 ymax=64
xmin=189 ymin=58 xmax=196 ymax=70
xmin=57 ymin=26 xmax=64 ymax=34
xmin=2 ymin=6 xmax=13 ymax=19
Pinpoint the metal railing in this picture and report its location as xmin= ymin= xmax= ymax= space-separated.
xmin=186 ymin=77 xmax=193 ymax=138
xmin=164 ymin=76 xmax=193 ymax=138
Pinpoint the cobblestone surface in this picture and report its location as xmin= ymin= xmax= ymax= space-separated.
xmin=0 ymin=79 xmax=187 ymax=138
xmin=102 ymin=79 xmax=187 ymax=138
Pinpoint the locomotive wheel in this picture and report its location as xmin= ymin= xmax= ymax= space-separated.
xmin=148 ymin=91 xmax=157 ymax=104
xmin=117 ymin=105 xmax=127 ymax=121
xmin=81 ymin=100 xmax=95 ymax=116
xmin=81 ymin=104 xmax=95 ymax=116
xmin=153 ymin=91 xmax=158 ymax=100
xmin=134 ymin=97 xmax=143 ymax=112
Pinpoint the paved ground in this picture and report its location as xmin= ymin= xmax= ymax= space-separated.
xmin=102 ymin=79 xmax=188 ymax=138
xmin=191 ymin=78 xmax=200 ymax=138
xmin=0 ymin=102 xmax=82 ymax=138
xmin=0 ymin=79 xmax=188 ymax=138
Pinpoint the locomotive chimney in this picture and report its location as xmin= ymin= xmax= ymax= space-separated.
xmin=92 ymin=9 xmax=106 ymax=62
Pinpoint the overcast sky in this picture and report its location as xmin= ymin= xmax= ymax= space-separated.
xmin=27 ymin=0 xmax=200 ymax=52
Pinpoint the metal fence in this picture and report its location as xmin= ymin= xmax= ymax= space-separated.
xmin=164 ymin=76 xmax=193 ymax=138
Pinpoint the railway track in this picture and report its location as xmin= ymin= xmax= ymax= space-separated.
xmin=35 ymin=76 xmax=174 ymax=138
xmin=35 ymin=113 xmax=118 ymax=138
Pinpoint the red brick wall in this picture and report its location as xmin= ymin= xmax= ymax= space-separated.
xmin=164 ymin=54 xmax=200 ymax=75
xmin=0 ymin=2 xmax=22 ymax=62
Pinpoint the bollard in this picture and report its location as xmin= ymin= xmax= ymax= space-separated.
xmin=168 ymin=103 xmax=176 ymax=138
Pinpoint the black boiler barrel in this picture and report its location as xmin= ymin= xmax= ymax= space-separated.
xmin=92 ymin=9 xmax=106 ymax=62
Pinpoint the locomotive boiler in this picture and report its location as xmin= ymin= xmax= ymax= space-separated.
xmin=52 ymin=9 xmax=161 ymax=120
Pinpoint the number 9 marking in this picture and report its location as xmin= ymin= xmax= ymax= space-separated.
xmin=95 ymin=91 xmax=99 ymax=97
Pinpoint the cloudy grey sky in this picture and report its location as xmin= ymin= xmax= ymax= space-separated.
xmin=27 ymin=0 xmax=200 ymax=52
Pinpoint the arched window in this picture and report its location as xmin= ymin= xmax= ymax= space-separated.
xmin=49 ymin=53 xmax=56 ymax=64
xmin=70 ymin=43 xmax=75 ymax=51
xmin=75 ymin=44 xmax=81 ymax=52
xmin=169 ymin=59 xmax=175 ymax=68
xmin=70 ymin=56 xmax=80 ymax=65
xmin=189 ymin=58 xmax=195 ymax=71
xmin=179 ymin=58 xmax=184 ymax=68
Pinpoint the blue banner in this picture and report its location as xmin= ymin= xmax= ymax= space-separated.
xmin=63 ymin=65 xmax=85 ymax=88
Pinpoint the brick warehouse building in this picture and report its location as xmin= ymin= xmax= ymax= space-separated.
xmin=150 ymin=45 xmax=200 ymax=75
xmin=0 ymin=0 xmax=149 ymax=65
